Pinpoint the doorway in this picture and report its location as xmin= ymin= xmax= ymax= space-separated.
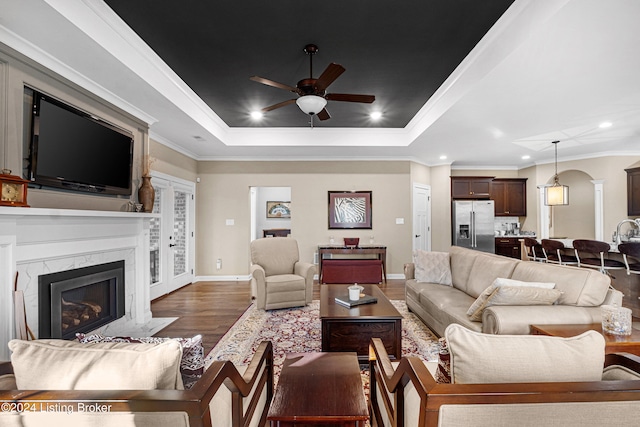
xmin=250 ymin=186 xmax=292 ymax=241
xmin=149 ymin=172 xmax=196 ymax=300
xmin=412 ymin=183 xmax=432 ymax=252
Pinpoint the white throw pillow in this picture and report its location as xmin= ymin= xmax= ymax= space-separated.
xmin=466 ymin=278 xmax=557 ymax=318
xmin=444 ymin=324 xmax=605 ymax=384
xmin=413 ymin=250 xmax=452 ymax=286
xmin=9 ymin=339 xmax=183 ymax=390
xmin=468 ymin=286 xmax=562 ymax=321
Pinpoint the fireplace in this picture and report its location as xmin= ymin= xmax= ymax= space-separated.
xmin=38 ymin=261 xmax=126 ymax=339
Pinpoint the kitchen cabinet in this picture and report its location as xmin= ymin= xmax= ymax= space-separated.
xmin=626 ymin=167 xmax=640 ymax=216
xmin=451 ymin=177 xmax=493 ymax=199
xmin=495 ymin=237 xmax=522 ymax=259
xmin=490 ymin=178 xmax=527 ymax=216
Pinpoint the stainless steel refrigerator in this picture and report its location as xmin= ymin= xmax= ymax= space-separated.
xmin=452 ymin=200 xmax=495 ymax=253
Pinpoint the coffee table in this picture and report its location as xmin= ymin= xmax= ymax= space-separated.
xmin=319 ymin=284 xmax=402 ymax=363
xmin=530 ymin=323 xmax=640 ymax=356
xmin=267 ymin=352 xmax=369 ymax=426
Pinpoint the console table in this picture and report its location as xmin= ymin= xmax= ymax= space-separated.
xmin=318 ymin=245 xmax=387 ymax=284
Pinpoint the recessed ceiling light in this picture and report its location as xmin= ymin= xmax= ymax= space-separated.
xmin=250 ymin=111 xmax=263 ymax=120
xmin=370 ymin=111 xmax=382 ymax=120
xmin=599 ymin=121 xmax=612 ymax=128
xmin=521 ymin=155 xmax=530 ymax=160
xmin=439 ymin=155 xmax=447 ymax=160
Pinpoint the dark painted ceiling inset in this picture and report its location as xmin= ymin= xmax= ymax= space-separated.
xmin=104 ymin=0 xmax=514 ymax=128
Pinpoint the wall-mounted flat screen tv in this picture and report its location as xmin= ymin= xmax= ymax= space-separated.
xmin=27 ymin=90 xmax=134 ymax=196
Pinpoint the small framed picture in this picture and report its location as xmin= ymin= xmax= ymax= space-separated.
xmin=266 ymin=201 xmax=291 ymax=218
xmin=328 ymin=191 xmax=372 ymax=229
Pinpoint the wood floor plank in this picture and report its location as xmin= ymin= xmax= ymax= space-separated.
xmin=151 ymin=280 xmax=406 ymax=353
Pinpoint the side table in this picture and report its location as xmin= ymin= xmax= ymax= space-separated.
xmin=530 ymin=323 xmax=640 ymax=356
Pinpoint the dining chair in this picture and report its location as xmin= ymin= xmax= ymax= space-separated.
xmin=572 ymin=239 xmax=625 ymax=277
xmin=541 ymin=239 xmax=578 ymax=266
xmin=523 ymin=237 xmax=545 ymax=262
xmin=618 ymin=242 xmax=640 ymax=276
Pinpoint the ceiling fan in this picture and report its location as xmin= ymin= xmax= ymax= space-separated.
xmin=250 ymin=44 xmax=375 ymax=122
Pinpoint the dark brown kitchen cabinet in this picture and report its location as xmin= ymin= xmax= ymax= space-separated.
xmin=451 ymin=177 xmax=494 ymax=199
xmin=626 ymin=167 xmax=640 ymax=216
xmin=490 ymin=178 xmax=527 ymax=216
xmin=495 ymin=237 xmax=522 ymax=259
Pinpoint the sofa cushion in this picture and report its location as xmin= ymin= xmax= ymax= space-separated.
xmin=76 ymin=334 xmax=204 ymax=389
xmin=413 ymin=250 xmax=452 ymax=285
xmin=468 ymin=286 xmax=562 ymax=321
xmin=9 ymin=339 xmax=183 ymax=390
xmin=445 ymin=324 xmax=605 ymax=384
xmin=464 ymin=253 xmax=519 ymax=298
xmin=510 ymin=261 xmax=609 ymax=306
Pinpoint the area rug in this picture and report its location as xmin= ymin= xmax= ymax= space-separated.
xmin=205 ymin=300 xmax=440 ymax=384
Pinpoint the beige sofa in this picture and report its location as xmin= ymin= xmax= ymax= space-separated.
xmin=369 ymin=325 xmax=640 ymax=427
xmin=405 ymin=246 xmax=619 ymax=336
xmin=0 ymin=339 xmax=273 ymax=427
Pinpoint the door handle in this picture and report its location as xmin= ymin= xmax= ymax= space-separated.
xmin=169 ymin=243 xmax=176 ymax=248
xmin=415 ymin=234 xmax=421 ymax=238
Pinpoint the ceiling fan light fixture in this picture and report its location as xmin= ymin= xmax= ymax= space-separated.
xmin=296 ymin=95 xmax=327 ymax=115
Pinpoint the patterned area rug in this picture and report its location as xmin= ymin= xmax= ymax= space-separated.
xmin=205 ymin=300 xmax=439 ymax=384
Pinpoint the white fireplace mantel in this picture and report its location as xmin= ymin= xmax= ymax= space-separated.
xmin=0 ymin=207 xmax=158 ymax=361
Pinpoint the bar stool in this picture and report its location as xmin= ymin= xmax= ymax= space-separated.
xmin=572 ymin=239 xmax=625 ymax=277
xmin=523 ymin=237 xmax=545 ymax=262
xmin=618 ymin=242 xmax=640 ymax=275
xmin=541 ymin=239 xmax=579 ymax=266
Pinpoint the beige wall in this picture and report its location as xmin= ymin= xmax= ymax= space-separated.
xmin=195 ymin=161 xmax=413 ymax=277
xmin=149 ymin=138 xmax=198 ymax=182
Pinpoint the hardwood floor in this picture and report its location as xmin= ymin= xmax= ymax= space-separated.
xmin=151 ymin=279 xmax=406 ymax=353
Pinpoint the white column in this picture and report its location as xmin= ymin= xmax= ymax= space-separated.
xmin=538 ymin=185 xmax=550 ymax=239
xmin=591 ymin=180 xmax=605 ymax=241
xmin=0 ymin=236 xmax=16 ymax=361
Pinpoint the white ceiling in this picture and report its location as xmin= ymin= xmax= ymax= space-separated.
xmin=1 ymin=0 xmax=640 ymax=168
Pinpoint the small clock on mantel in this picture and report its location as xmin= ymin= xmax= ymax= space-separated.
xmin=0 ymin=169 xmax=29 ymax=207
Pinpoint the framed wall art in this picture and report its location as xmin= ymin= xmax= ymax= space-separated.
xmin=328 ymin=191 xmax=372 ymax=229
xmin=266 ymin=201 xmax=291 ymax=218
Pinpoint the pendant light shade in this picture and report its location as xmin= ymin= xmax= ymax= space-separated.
xmin=544 ymin=140 xmax=569 ymax=206
xmin=296 ymin=95 xmax=327 ymax=115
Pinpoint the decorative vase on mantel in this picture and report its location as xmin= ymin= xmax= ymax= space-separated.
xmin=138 ymin=175 xmax=155 ymax=213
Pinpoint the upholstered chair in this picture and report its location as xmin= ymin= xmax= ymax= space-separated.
xmin=250 ymin=237 xmax=315 ymax=310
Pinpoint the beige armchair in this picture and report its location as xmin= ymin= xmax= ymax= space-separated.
xmin=369 ymin=326 xmax=640 ymax=427
xmin=0 ymin=340 xmax=274 ymax=427
xmin=250 ymin=237 xmax=315 ymax=310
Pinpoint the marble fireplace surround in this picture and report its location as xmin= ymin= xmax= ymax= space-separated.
xmin=0 ymin=207 xmax=162 ymax=361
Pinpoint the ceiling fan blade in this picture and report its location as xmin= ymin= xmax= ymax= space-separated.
xmin=250 ymin=76 xmax=298 ymax=93
xmin=326 ymin=93 xmax=375 ymax=103
xmin=317 ymin=108 xmax=331 ymax=121
xmin=261 ymin=99 xmax=297 ymax=112
xmin=315 ymin=63 xmax=346 ymax=91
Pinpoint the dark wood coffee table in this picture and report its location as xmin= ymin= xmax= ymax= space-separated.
xmin=267 ymin=352 xmax=369 ymax=426
xmin=531 ymin=323 xmax=640 ymax=356
xmin=319 ymin=284 xmax=402 ymax=363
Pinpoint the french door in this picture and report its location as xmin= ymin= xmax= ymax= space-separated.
xmin=149 ymin=172 xmax=195 ymax=300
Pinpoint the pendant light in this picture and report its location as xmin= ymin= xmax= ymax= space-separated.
xmin=544 ymin=140 xmax=569 ymax=206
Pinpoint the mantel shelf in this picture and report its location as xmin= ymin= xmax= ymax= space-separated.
xmin=0 ymin=206 xmax=159 ymax=219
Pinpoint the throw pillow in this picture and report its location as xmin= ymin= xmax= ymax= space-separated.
xmin=466 ymin=278 xmax=557 ymax=319
xmin=76 ymin=333 xmax=205 ymax=389
xmin=434 ymin=337 xmax=451 ymax=383
xmin=444 ymin=323 xmax=605 ymax=384
xmin=9 ymin=339 xmax=183 ymax=390
xmin=413 ymin=250 xmax=452 ymax=286
xmin=468 ymin=286 xmax=562 ymax=321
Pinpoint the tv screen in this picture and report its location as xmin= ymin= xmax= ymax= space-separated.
xmin=28 ymin=91 xmax=134 ymax=196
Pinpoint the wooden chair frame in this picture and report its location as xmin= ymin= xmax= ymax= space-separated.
xmin=369 ymin=338 xmax=640 ymax=427
xmin=0 ymin=341 xmax=273 ymax=427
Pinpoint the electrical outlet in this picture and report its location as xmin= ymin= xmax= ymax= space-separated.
xmin=216 ymin=258 xmax=222 ymax=270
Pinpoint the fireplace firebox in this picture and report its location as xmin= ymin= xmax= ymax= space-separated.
xmin=38 ymin=261 xmax=125 ymax=339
